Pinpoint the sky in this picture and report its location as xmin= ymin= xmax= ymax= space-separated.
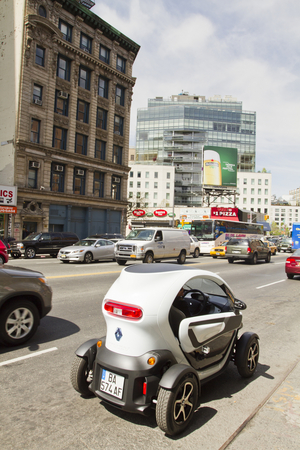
xmin=93 ymin=0 xmax=300 ymax=198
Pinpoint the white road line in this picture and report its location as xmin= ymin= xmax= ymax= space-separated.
xmin=0 ymin=347 xmax=58 ymax=366
xmin=256 ymin=279 xmax=286 ymax=290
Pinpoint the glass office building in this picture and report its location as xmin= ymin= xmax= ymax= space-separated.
xmin=136 ymin=93 xmax=256 ymax=206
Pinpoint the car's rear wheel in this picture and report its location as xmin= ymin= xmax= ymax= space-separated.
xmin=250 ymin=253 xmax=257 ymax=265
xmin=235 ymin=332 xmax=259 ymax=378
xmin=156 ymin=374 xmax=198 ymax=436
xmin=228 ymin=258 xmax=234 ymax=264
xmin=265 ymin=252 xmax=271 ymax=263
xmin=70 ymin=355 xmax=94 ymax=398
xmin=0 ymin=255 xmax=4 ymax=264
xmin=84 ymin=252 xmax=93 ymax=264
xmin=143 ymin=252 xmax=154 ymax=263
xmin=177 ymin=251 xmax=186 ymax=264
xmin=25 ymin=247 xmax=36 ymax=259
xmin=287 ymin=273 xmax=294 ymax=279
xmin=193 ymin=248 xmax=200 ymax=258
xmin=0 ymin=299 xmax=39 ymax=346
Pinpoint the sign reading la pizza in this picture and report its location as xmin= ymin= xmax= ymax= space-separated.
xmin=154 ymin=209 xmax=167 ymax=217
xmin=0 ymin=185 xmax=17 ymax=207
xmin=132 ymin=209 xmax=146 ymax=217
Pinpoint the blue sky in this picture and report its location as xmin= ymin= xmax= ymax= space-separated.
xmin=93 ymin=0 xmax=300 ymax=198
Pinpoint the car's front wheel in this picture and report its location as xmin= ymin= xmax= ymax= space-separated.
xmin=156 ymin=374 xmax=198 ymax=436
xmin=70 ymin=355 xmax=95 ymax=398
xmin=25 ymin=247 xmax=36 ymax=259
xmin=0 ymin=299 xmax=39 ymax=346
xmin=84 ymin=252 xmax=93 ymax=264
xmin=143 ymin=252 xmax=154 ymax=263
xmin=0 ymin=255 xmax=5 ymax=264
xmin=116 ymin=259 xmax=126 ymax=265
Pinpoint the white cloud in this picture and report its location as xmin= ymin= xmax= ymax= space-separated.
xmin=93 ymin=0 xmax=300 ymax=196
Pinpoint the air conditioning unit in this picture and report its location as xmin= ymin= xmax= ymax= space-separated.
xmin=113 ymin=176 xmax=121 ymax=183
xmin=58 ymin=91 xmax=68 ymax=99
xmin=54 ymin=165 xmax=64 ymax=172
xmin=34 ymin=99 xmax=43 ymax=106
xmin=76 ymin=169 xmax=85 ymax=176
xmin=30 ymin=161 xmax=40 ymax=168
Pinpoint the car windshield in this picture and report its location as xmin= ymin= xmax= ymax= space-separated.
xmin=23 ymin=232 xmax=42 ymax=241
xmin=227 ymin=239 xmax=248 ymax=246
xmin=74 ymin=239 xmax=96 ymax=246
xmin=125 ymin=230 xmax=155 ymax=241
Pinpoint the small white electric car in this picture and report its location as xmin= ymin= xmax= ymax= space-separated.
xmin=71 ymin=264 xmax=259 ymax=436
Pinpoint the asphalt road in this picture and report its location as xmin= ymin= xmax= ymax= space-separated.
xmin=0 ymin=253 xmax=299 ymax=450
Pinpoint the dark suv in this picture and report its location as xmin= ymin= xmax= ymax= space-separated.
xmin=10 ymin=232 xmax=79 ymax=259
xmin=226 ymin=238 xmax=271 ymax=264
xmin=0 ymin=265 xmax=52 ymax=346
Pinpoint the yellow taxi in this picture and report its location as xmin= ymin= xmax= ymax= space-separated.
xmin=210 ymin=240 xmax=229 ymax=258
xmin=265 ymin=240 xmax=277 ymax=255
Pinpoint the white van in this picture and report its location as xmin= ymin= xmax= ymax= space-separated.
xmin=114 ymin=227 xmax=191 ymax=265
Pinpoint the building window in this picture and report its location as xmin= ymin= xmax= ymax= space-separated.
xmin=80 ymin=33 xmax=92 ymax=54
xmin=113 ymin=145 xmax=122 ymax=165
xmin=96 ymin=107 xmax=107 ymax=129
xmin=99 ymin=45 xmax=110 ymax=64
xmin=265 ymin=179 xmax=269 ymax=185
xmin=59 ymin=19 xmax=72 ymax=42
xmin=53 ymin=126 xmax=67 ymax=150
xmin=78 ymin=66 xmax=91 ymax=90
xmin=74 ymin=169 xmax=85 ymax=195
xmin=154 ymin=182 xmax=158 ymax=189
xmin=129 ymin=181 xmax=133 ymax=188
xmin=75 ymin=133 xmax=88 ymax=155
xmin=129 ymin=192 xmax=133 ymax=198
xmin=251 ymin=188 xmax=254 ymax=195
xmin=145 ymin=172 xmax=149 ymax=178
xmin=258 ymin=189 xmax=261 ymax=195
xmin=154 ymin=193 xmax=158 ymax=199
xmin=243 ymin=198 xmax=247 ymax=204
xmin=258 ymin=198 xmax=261 ymax=205
xmin=251 ymin=179 xmax=255 ymax=185
xmin=137 ymin=192 xmax=141 ymax=199
xmin=94 ymin=171 xmax=104 ymax=197
xmin=38 ymin=5 xmax=47 ymax=17
xmin=115 ymin=85 xmax=125 ymax=106
xmin=154 ymin=172 xmax=158 ymax=178
xmin=130 ymin=171 xmax=133 ymax=177
xmin=251 ymin=198 xmax=254 ymax=204
xmin=31 ymin=119 xmax=40 ymax=143
xmin=116 ymin=55 xmax=126 ymax=73
xmin=77 ymin=100 xmax=89 ymax=123
xmin=98 ymin=76 xmax=109 ymax=98
xmin=95 ymin=140 xmax=106 ymax=160
xmin=137 ymin=172 xmax=141 ymax=178
xmin=114 ymin=115 xmax=124 ymax=136
xmin=167 ymin=172 xmax=171 ymax=179
xmin=243 ymin=178 xmax=247 ymax=185
xmin=264 ymin=198 xmax=268 ymax=205
xmin=258 ymin=179 xmax=262 ymax=185
xmin=166 ymin=193 xmax=170 ymax=200
xmin=145 ymin=192 xmax=149 ymax=199
xmin=145 ymin=182 xmax=149 ymax=188
xmin=243 ymin=188 xmax=247 ymax=194
xmin=166 ymin=182 xmax=170 ymax=189
xmin=57 ymin=55 xmax=71 ymax=81
xmin=51 ymin=164 xmax=64 ymax=192
xmin=137 ymin=181 xmax=141 ymax=188
xmin=28 ymin=167 xmax=38 ymax=188
xmin=112 ymin=176 xmax=121 ymax=200
xmin=55 ymin=90 xmax=68 ymax=116
xmin=35 ymin=45 xmax=45 ymax=66
xmin=33 ymin=84 xmax=42 ymax=103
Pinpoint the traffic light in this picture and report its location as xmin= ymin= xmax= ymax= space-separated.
xmin=175 ymin=219 xmax=180 ymax=227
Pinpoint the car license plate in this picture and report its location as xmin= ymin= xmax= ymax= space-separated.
xmin=100 ymin=369 xmax=124 ymax=399
xmin=216 ymin=252 xmax=220 ymax=255
xmin=61 ymin=254 xmax=66 ymax=258
xmin=232 ymin=250 xmax=240 ymax=253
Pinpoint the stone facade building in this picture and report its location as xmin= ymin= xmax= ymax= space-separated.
xmin=0 ymin=0 xmax=139 ymax=239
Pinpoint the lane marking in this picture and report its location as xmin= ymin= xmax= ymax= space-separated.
xmin=0 ymin=347 xmax=58 ymax=366
xmin=46 ymin=270 xmax=122 ymax=279
xmin=256 ymin=279 xmax=286 ymax=289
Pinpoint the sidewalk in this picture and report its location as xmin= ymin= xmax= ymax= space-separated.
xmin=224 ymin=359 xmax=300 ymax=450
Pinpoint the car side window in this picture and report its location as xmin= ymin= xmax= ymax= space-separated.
xmin=41 ymin=233 xmax=51 ymax=240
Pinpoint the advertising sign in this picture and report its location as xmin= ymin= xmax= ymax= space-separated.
xmin=132 ymin=209 xmax=145 ymax=217
xmin=211 ymin=207 xmax=239 ymax=221
xmin=292 ymin=223 xmax=300 ymax=250
xmin=154 ymin=209 xmax=167 ymax=217
xmin=0 ymin=206 xmax=17 ymax=214
xmin=0 ymin=185 xmax=17 ymax=206
xmin=203 ymin=146 xmax=237 ymax=187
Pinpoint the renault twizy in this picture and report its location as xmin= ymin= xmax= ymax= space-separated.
xmin=71 ymin=264 xmax=259 ymax=436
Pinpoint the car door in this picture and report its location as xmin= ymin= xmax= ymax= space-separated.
xmin=153 ymin=230 xmax=166 ymax=259
xmin=50 ymin=233 xmax=63 ymax=253
xmin=257 ymin=239 xmax=268 ymax=259
xmin=37 ymin=233 xmax=52 ymax=254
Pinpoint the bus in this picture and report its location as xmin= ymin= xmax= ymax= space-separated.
xmin=190 ymin=219 xmax=264 ymax=254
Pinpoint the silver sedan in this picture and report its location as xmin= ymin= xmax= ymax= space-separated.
xmin=57 ymin=238 xmax=115 ymax=264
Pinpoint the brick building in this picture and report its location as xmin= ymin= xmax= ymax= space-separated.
xmin=0 ymin=0 xmax=139 ymax=239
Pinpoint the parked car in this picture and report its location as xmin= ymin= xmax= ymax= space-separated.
xmin=226 ymin=238 xmax=271 ymax=264
xmin=1 ymin=237 xmax=15 ymax=254
xmin=57 ymin=238 xmax=115 ymax=264
xmin=285 ymin=248 xmax=300 ymax=279
xmin=88 ymin=233 xmax=124 ymax=243
xmin=0 ymin=240 xmax=9 ymax=264
xmin=0 ymin=265 xmax=52 ymax=346
xmin=71 ymin=263 xmax=259 ymax=436
xmin=10 ymin=232 xmax=79 ymax=259
xmin=278 ymin=238 xmax=293 ymax=253
xmin=189 ymin=236 xmax=200 ymax=258
xmin=210 ymin=240 xmax=229 ymax=258
xmin=264 ymin=240 xmax=277 ymax=255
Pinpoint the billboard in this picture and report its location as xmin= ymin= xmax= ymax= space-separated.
xmin=203 ymin=146 xmax=237 ymax=188
xmin=0 ymin=185 xmax=17 ymax=206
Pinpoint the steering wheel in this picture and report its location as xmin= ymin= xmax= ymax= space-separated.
xmin=183 ymin=289 xmax=209 ymax=316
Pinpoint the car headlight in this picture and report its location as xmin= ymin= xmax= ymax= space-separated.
xmin=38 ymin=276 xmax=50 ymax=286
xmin=17 ymin=243 xmax=24 ymax=249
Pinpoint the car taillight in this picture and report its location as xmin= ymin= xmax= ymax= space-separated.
xmin=247 ymin=247 xmax=252 ymax=253
xmin=286 ymin=258 xmax=295 ymax=264
xmin=224 ymin=246 xmax=227 ymax=252
xmin=104 ymin=300 xmax=143 ymax=320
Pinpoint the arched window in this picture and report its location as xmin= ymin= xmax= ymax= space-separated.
xmin=38 ymin=5 xmax=47 ymax=18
